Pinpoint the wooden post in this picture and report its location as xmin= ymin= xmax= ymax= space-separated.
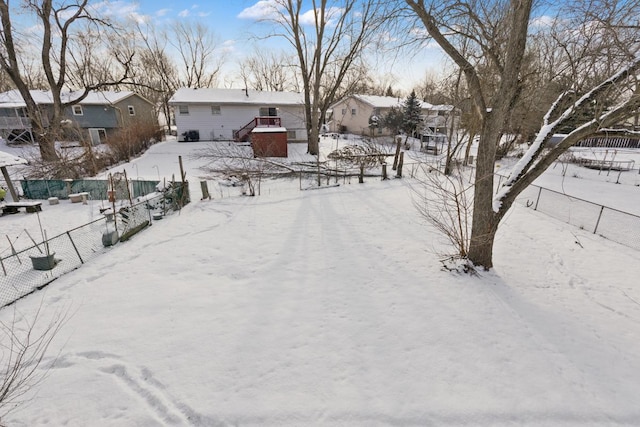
xmin=392 ymin=137 xmax=401 ymax=170
xmin=1 ymin=166 xmax=19 ymax=201
xmin=178 ymin=155 xmax=187 ymax=207
xmin=382 ymin=163 xmax=388 ymax=180
xmin=359 ymin=163 xmax=364 ymax=183
xmin=396 ymin=152 xmax=404 ymax=178
xmin=200 ymin=181 xmax=210 ymax=200
xmin=123 ymin=169 xmax=134 ymax=206
xmin=109 ymin=174 xmax=118 ymax=235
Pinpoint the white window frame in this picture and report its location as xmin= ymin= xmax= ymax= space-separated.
xmin=351 ymin=108 xmax=357 ymax=116
xmin=128 ymin=105 xmax=135 ymax=116
xmin=178 ymin=105 xmax=189 ymax=115
xmin=72 ymin=105 xmax=83 ymax=116
xmin=211 ymin=105 xmax=221 ymax=115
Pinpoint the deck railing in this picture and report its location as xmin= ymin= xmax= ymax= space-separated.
xmin=234 ymin=117 xmax=282 ymax=142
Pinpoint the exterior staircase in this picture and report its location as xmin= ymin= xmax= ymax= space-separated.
xmin=234 ymin=117 xmax=282 ymax=142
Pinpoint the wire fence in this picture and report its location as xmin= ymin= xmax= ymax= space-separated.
xmin=0 ymin=182 xmax=189 ymax=308
xmin=498 ymin=176 xmax=640 ymax=251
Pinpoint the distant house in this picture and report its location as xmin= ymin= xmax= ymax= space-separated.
xmin=327 ymin=94 xmax=457 ymax=140
xmin=0 ymin=90 xmax=157 ymax=145
xmin=168 ymin=88 xmax=307 ymax=142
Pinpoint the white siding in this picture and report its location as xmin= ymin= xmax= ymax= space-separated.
xmin=174 ymin=104 xmax=307 ymax=141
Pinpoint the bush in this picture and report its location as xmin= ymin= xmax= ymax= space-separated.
xmin=107 ymin=121 xmax=163 ymax=163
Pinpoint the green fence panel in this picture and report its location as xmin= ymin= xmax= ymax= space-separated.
xmin=132 ymin=180 xmax=160 ymax=198
xmin=20 ymin=179 xmax=161 ymax=200
xmin=70 ymin=180 xmax=109 ymax=199
xmin=20 ymin=180 xmax=67 ymax=199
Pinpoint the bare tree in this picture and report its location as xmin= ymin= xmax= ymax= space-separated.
xmin=245 ymin=0 xmax=394 ymax=155
xmin=131 ymin=22 xmax=181 ymax=133
xmin=405 ymin=0 xmax=640 ymax=269
xmin=239 ymin=49 xmax=300 ymax=92
xmin=413 ymin=164 xmax=474 ymax=265
xmin=0 ymin=0 xmax=134 ymax=162
xmin=169 ymin=20 xmax=224 ymax=89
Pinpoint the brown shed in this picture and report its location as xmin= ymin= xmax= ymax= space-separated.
xmin=250 ymin=127 xmax=288 ymax=158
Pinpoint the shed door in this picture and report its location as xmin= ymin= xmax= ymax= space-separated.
xmin=89 ymin=128 xmax=106 ymax=145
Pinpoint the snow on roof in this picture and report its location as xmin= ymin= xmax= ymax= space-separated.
xmin=169 ymin=88 xmax=304 ymax=106
xmin=0 ymin=150 xmax=28 ymax=167
xmin=335 ymin=94 xmax=435 ymax=110
xmin=0 ymin=89 xmax=136 ymax=108
xmin=251 ymin=127 xmax=287 ymax=133
xmin=430 ymin=104 xmax=454 ymax=111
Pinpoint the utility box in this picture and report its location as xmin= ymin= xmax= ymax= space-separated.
xmin=250 ymin=127 xmax=288 ymax=158
xmin=180 ymin=130 xmax=200 ymax=142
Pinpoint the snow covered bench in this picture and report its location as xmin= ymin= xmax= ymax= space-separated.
xmin=1 ymin=201 xmax=43 ymax=215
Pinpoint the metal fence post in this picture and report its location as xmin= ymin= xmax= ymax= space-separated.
xmin=534 ymin=187 xmax=542 ymax=210
xmin=593 ymin=206 xmax=605 ymax=234
xmin=66 ymin=231 xmax=84 ymax=264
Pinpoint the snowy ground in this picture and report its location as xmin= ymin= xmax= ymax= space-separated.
xmin=1 ymin=137 xmax=640 ymax=426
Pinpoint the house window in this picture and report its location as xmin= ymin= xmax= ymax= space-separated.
xmin=341 ymin=108 xmax=347 ymax=116
xmin=128 ymin=105 xmax=135 ymax=116
xmin=72 ymin=105 xmax=83 ymax=116
xmin=287 ymin=130 xmax=296 ymax=139
xmin=178 ymin=105 xmax=189 ymax=115
xmin=259 ymin=107 xmax=278 ymax=116
xmin=211 ymin=105 xmax=221 ymax=115
xmin=351 ymin=108 xmax=357 ymax=116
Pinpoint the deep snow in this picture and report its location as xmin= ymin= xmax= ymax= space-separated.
xmin=1 ymin=137 xmax=640 ymax=426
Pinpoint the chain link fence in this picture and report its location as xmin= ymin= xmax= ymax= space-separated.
xmin=510 ymin=181 xmax=640 ymax=251
xmin=0 ymin=182 xmax=189 ymax=308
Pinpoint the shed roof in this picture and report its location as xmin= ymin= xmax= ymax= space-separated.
xmin=251 ymin=127 xmax=288 ymax=133
xmin=0 ymin=150 xmax=28 ymax=168
xmin=0 ymin=90 xmax=140 ymax=108
xmin=169 ymin=88 xmax=304 ymax=106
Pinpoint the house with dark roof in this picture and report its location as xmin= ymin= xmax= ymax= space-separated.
xmin=169 ymin=88 xmax=307 ymax=142
xmin=0 ymin=90 xmax=157 ymax=145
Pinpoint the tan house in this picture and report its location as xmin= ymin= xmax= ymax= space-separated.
xmin=327 ymin=94 xmax=457 ymax=139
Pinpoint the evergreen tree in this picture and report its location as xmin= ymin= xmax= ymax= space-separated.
xmin=381 ymin=106 xmax=404 ymax=136
xmin=402 ymin=90 xmax=422 ymax=137
xmin=385 ymin=85 xmax=395 ymax=97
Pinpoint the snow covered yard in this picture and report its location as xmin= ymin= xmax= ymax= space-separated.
xmin=1 ymin=137 xmax=640 ymax=426
xmin=1 ymin=171 xmax=640 ymax=425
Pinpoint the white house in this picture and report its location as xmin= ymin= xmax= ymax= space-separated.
xmin=169 ymin=88 xmax=307 ymax=142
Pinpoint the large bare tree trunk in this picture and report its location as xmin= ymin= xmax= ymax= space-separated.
xmin=0 ymin=0 xmax=133 ymax=163
xmin=246 ymin=0 xmax=391 ymax=156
